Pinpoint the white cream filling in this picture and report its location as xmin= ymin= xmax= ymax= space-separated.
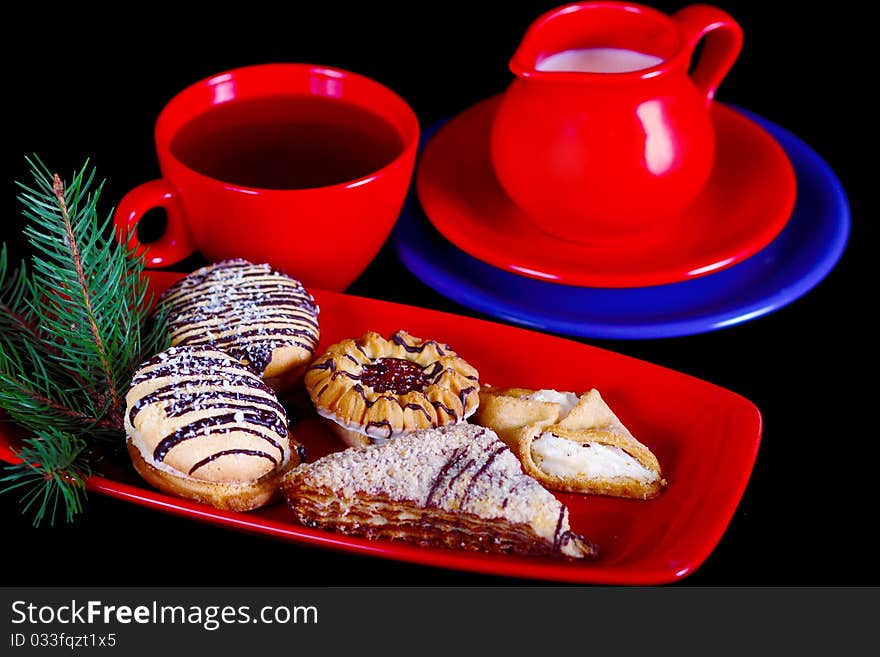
xmin=524 ymin=389 xmax=580 ymax=418
xmin=531 ymin=432 xmax=657 ymax=481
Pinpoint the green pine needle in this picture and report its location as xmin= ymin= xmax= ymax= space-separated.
xmin=0 ymin=429 xmax=91 ymax=526
xmin=0 ymin=156 xmax=169 ymax=525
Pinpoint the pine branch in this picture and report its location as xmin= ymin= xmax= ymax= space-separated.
xmin=1 ymin=250 xmax=112 ymax=436
xmin=1 ymin=156 xmax=170 ymax=525
xmin=16 ymin=157 xmax=167 ymax=422
xmin=50 ymin=173 xmax=121 ymax=416
xmin=0 ymin=429 xmax=91 ymax=526
xmin=0 ymin=245 xmax=39 ymax=341
xmin=0 ymin=373 xmax=118 ymax=433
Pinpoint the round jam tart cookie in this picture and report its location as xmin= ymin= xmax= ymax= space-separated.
xmin=474 ymin=386 xmax=666 ymax=499
xmin=124 ymin=345 xmax=303 ymax=511
xmin=304 ymin=330 xmax=480 ymax=448
xmin=157 ymin=259 xmax=320 ymax=390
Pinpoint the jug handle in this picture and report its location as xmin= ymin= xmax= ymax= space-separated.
xmin=673 ymin=4 xmax=743 ymax=106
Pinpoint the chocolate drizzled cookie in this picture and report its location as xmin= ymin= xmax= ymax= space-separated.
xmin=124 ymin=345 xmax=301 ymax=511
xmin=157 ymin=259 xmax=320 ymax=390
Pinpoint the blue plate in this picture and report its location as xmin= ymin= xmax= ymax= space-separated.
xmin=392 ymin=108 xmax=849 ymax=339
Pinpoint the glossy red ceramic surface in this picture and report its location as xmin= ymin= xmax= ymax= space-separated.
xmin=113 ymin=63 xmax=419 ymax=291
xmin=0 ymin=271 xmax=761 ymax=584
xmin=418 ymin=96 xmax=796 ymax=288
xmin=491 ymin=2 xmax=743 ymax=242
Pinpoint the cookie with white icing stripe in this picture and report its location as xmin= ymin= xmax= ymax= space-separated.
xmin=124 ymin=345 xmax=301 ymax=511
xmin=157 ymin=259 xmax=320 ymax=390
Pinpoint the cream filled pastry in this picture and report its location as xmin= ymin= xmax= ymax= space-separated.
xmin=281 ymin=423 xmax=596 ymax=559
xmin=304 ymin=330 xmax=480 ymax=448
xmin=157 ymin=259 xmax=319 ymax=390
xmin=124 ymin=345 xmax=302 ymax=511
xmin=474 ymin=386 xmax=665 ymax=499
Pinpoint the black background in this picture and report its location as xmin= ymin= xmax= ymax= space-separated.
xmin=1 ymin=1 xmax=874 ymax=586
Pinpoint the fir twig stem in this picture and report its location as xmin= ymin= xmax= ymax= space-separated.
xmin=1 ymin=158 xmax=170 ymax=524
xmin=5 ymin=376 xmax=117 ymax=431
xmin=51 ymin=174 xmax=120 ymax=417
xmin=0 ymin=297 xmax=42 ymax=344
xmin=1 ymin=297 xmax=91 ymax=392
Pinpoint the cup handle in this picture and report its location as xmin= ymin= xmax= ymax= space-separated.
xmin=673 ymin=4 xmax=744 ymax=106
xmin=113 ymin=179 xmax=196 ymax=268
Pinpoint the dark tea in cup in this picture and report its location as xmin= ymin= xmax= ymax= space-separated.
xmin=114 ymin=63 xmax=419 ymax=291
xmin=170 ymin=95 xmax=403 ymax=190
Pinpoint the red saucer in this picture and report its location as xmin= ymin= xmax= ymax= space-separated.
xmin=416 ymin=95 xmax=796 ymax=288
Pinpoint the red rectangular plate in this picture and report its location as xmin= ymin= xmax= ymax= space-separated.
xmin=0 ymin=271 xmax=761 ymax=585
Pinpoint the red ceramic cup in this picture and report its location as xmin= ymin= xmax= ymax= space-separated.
xmin=114 ymin=63 xmax=419 ymax=291
xmin=491 ymin=2 xmax=742 ymax=243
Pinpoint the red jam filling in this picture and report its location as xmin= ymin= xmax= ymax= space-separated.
xmin=360 ymin=358 xmax=430 ymax=394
